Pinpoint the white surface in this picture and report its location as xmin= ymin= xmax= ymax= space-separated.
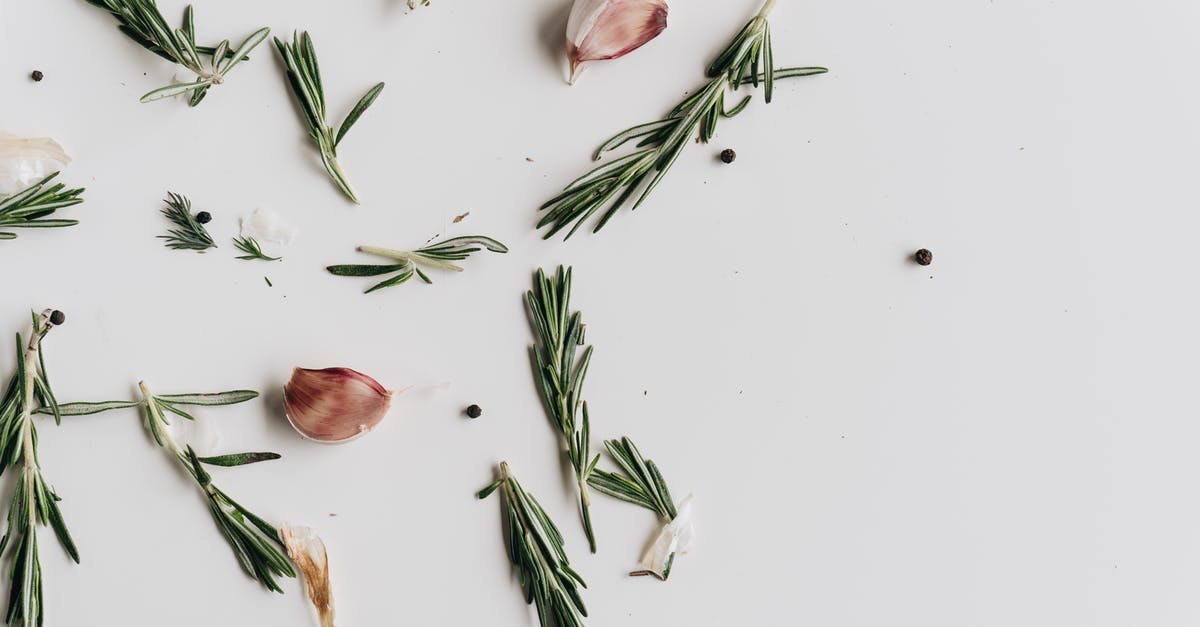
xmin=2 ymin=1 xmax=1199 ymax=625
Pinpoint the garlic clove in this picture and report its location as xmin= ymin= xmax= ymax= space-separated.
xmin=566 ymin=0 xmax=669 ymax=84
xmin=284 ymin=367 xmax=393 ymax=444
xmin=281 ymin=525 xmax=336 ymax=627
xmin=0 ymin=132 xmax=71 ymax=197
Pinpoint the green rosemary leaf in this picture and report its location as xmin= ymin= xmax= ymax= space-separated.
xmin=157 ymin=192 xmax=215 ymax=251
xmin=233 ymin=236 xmax=281 ymax=262
xmin=0 ymin=174 xmax=85 ymax=241
xmin=155 ymin=390 xmax=258 ymax=406
xmin=35 ymin=400 xmax=142 ymax=417
xmin=336 ymin=82 xmax=386 ymax=148
xmin=478 ymin=463 xmax=588 ymax=626
xmin=275 ymin=31 xmax=383 ymax=203
xmin=86 ymin=0 xmax=268 ymax=106
xmin=527 ymin=267 xmax=598 ymax=553
xmin=198 ymin=452 xmax=281 ymax=467
xmin=328 ymin=235 xmax=507 ymax=293
xmin=588 ymin=437 xmax=678 ymax=522
xmin=538 ymin=1 xmax=827 ymax=239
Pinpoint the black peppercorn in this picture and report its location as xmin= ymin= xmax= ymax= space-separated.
xmin=49 ymin=310 xmax=65 ymax=326
xmin=465 ymin=404 xmax=483 ymax=419
xmin=719 ymin=148 xmax=737 ymax=164
xmin=914 ymin=249 xmax=933 ymax=266
xmin=195 ymin=211 xmax=212 ymax=224
xmin=30 ymin=70 xmax=43 ymax=82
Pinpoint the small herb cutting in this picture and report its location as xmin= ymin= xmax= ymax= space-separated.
xmin=50 ymin=386 xmax=297 ymax=592
xmin=85 ymin=0 xmax=269 ymax=106
xmin=527 ymin=266 xmax=600 ymax=552
xmin=0 ymin=310 xmax=79 ymax=627
xmin=327 ymin=235 xmax=508 ymax=293
xmin=589 ymin=437 xmax=692 ymax=580
xmin=538 ymin=0 xmax=827 ymax=239
xmin=0 ymin=174 xmax=85 ymax=241
xmin=275 ymin=31 xmax=385 ymax=204
xmin=478 ymin=462 xmax=588 ymax=627
xmin=158 ymin=192 xmax=215 ymax=251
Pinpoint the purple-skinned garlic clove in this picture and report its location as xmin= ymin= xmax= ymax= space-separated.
xmin=283 ymin=367 xmax=393 ymax=444
xmin=566 ymin=0 xmax=669 ymax=84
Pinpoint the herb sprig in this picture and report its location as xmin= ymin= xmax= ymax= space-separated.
xmin=85 ymin=1 xmax=269 ymax=106
xmin=233 ymin=236 xmax=281 ymax=261
xmin=0 ymin=174 xmax=84 ymax=241
xmin=588 ymin=437 xmax=683 ymax=580
xmin=527 ymin=266 xmax=600 ymax=552
xmin=158 ymin=192 xmax=215 ymax=251
xmin=0 ymin=310 xmax=79 ymax=627
xmin=327 ymin=235 xmax=508 ymax=293
xmin=275 ymin=31 xmax=385 ymax=204
xmin=135 ymin=384 xmax=296 ymax=591
xmin=538 ymin=0 xmax=827 ymax=239
xmin=478 ymin=462 xmax=588 ymax=627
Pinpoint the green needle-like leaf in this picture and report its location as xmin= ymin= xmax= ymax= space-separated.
xmin=0 ymin=174 xmax=85 ymax=241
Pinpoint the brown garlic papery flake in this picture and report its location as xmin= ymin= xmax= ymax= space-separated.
xmin=283 ymin=367 xmax=393 ymax=443
xmin=281 ymin=525 xmax=336 ymax=627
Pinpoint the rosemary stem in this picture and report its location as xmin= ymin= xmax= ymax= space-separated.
xmin=138 ymin=381 xmax=181 ymax=456
xmin=758 ymin=0 xmax=778 ymax=18
xmin=356 ymin=246 xmax=413 ymax=261
xmin=18 ymin=325 xmax=41 ymax=475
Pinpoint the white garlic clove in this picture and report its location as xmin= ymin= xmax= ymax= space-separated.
xmin=566 ymin=0 xmax=669 ymax=84
xmin=283 ymin=367 xmax=393 ymax=444
xmin=281 ymin=525 xmax=336 ymax=627
xmin=0 ymin=132 xmax=71 ymax=197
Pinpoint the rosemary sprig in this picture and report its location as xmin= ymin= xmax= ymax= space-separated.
xmin=233 ymin=236 xmax=281 ymax=261
xmin=85 ymin=1 xmax=269 ymax=106
xmin=327 ymin=235 xmax=508 ymax=293
xmin=0 ymin=173 xmax=84 ymax=241
xmin=0 ymin=310 xmax=79 ymax=627
xmin=587 ymin=437 xmax=682 ymax=580
xmin=478 ymin=462 xmax=588 ymax=627
xmin=538 ymin=0 xmax=827 ymax=239
xmin=158 ymin=192 xmax=215 ymax=251
xmin=527 ymin=266 xmax=600 ymax=552
xmin=134 ymin=384 xmax=296 ymax=592
xmin=275 ymin=31 xmax=385 ymax=204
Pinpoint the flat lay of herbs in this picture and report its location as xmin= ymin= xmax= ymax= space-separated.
xmin=3 ymin=0 xmax=824 ymax=624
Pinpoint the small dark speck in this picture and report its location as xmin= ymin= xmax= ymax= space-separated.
xmin=329 ymin=513 xmax=338 ymax=517
xmin=840 ymin=435 xmax=846 ymax=439
xmin=1019 ymin=147 xmax=1025 ymax=151
xmin=30 ymin=70 xmax=44 ymax=82
xmin=643 ymin=390 xmax=647 ymax=396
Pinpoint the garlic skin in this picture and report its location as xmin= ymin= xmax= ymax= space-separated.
xmin=284 ymin=367 xmax=393 ymax=444
xmin=281 ymin=525 xmax=336 ymax=627
xmin=566 ymin=0 xmax=669 ymax=84
xmin=0 ymin=132 xmax=71 ymax=197
xmin=634 ymin=494 xmax=694 ymax=580
xmin=241 ymin=207 xmax=299 ymax=245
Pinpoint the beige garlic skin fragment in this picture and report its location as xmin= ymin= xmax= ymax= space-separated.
xmin=282 ymin=525 xmax=336 ymax=627
xmin=0 ymin=133 xmax=71 ymax=196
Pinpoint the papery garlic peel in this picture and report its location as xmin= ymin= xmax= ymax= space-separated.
xmin=0 ymin=132 xmax=71 ymax=197
xmin=281 ymin=525 xmax=336 ymax=627
xmin=566 ymin=0 xmax=669 ymax=84
xmin=284 ymin=367 xmax=393 ymax=444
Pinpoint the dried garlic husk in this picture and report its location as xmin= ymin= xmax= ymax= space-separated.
xmin=633 ymin=494 xmax=695 ymax=580
xmin=566 ymin=0 xmax=669 ymax=84
xmin=0 ymin=132 xmax=71 ymax=197
xmin=241 ymin=207 xmax=298 ymax=245
xmin=284 ymin=367 xmax=394 ymax=444
xmin=281 ymin=525 xmax=336 ymax=627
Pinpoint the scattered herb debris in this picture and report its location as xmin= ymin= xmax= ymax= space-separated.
xmin=158 ymin=192 xmax=216 ymax=251
xmin=452 ymin=211 xmax=470 ymax=223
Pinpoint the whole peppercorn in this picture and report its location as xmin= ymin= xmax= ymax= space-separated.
xmin=195 ymin=211 xmax=212 ymax=224
xmin=719 ymin=148 xmax=737 ymax=164
xmin=465 ymin=404 xmax=483 ymax=419
xmin=914 ymin=249 xmax=933 ymax=266
xmin=30 ymin=70 xmax=44 ymax=82
xmin=49 ymin=310 xmax=65 ymax=326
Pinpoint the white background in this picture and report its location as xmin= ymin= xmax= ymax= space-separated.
xmin=2 ymin=0 xmax=1199 ymax=625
